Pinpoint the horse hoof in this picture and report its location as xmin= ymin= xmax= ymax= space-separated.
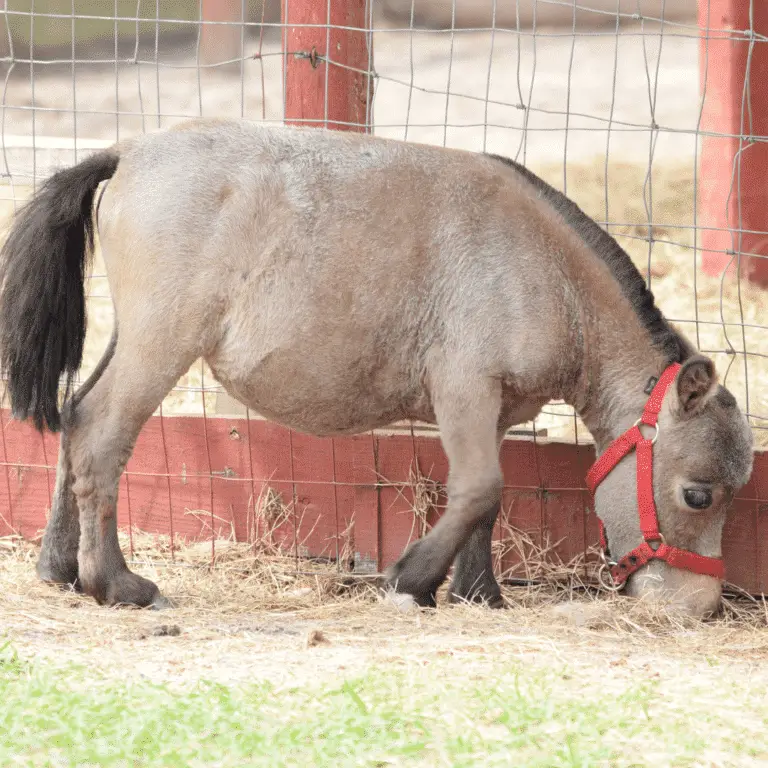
xmin=447 ymin=592 xmax=506 ymax=609
xmin=83 ymin=569 xmax=167 ymax=609
xmin=447 ymin=585 xmax=505 ymax=609
xmin=149 ymin=593 xmax=175 ymax=611
xmin=36 ymin=557 xmax=79 ymax=589
xmin=383 ymin=546 xmax=441 ymax=608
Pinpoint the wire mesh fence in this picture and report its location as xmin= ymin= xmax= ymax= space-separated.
xmin=0 ymin=1 xmax=766 ymax=586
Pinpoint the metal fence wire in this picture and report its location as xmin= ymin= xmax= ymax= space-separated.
xmin=0 ymin=1 xmax=766 ymax=582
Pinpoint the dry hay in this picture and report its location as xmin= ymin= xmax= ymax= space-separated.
xmin=3 ymin=498 xmax=768 ymax=690
xmin=1 ymin=453 xmax=766 ymax=689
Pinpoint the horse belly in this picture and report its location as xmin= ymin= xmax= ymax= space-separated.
xmin=208 ymin=334 xmax=421 ymax=437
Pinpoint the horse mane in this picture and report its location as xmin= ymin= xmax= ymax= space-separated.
xmin=486 ymin=153 xmax=692 ymax=365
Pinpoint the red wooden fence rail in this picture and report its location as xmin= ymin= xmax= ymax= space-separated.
xmin=2 ymin=410 xmax=767 ymax=593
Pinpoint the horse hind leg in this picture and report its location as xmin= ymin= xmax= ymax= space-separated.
xmin=36 ymin=333 xmax=118 ymax=590
xmin=446 ymin=500 xmax=503 ymax=608
xmin=35 ymin=435 xmax=80 ymax=588
xmin=67 ymin=330 xmax=198 ymax=608
xmin=385 ymin=372 xmax=503 ymax=607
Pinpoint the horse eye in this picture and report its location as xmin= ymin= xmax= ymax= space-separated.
xmin=683 ymin=488 xmax=713 ymax=510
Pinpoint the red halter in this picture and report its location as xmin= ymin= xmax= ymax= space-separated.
xmin=585 ymin=363 xmax=725 ymax=588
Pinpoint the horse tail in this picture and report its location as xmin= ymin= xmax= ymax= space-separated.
xmin=0 ymin=147 xmax=121 ymax=432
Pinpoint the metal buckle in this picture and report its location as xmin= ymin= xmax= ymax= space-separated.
xmin=633 ymin=418 xmax=660 ymax=444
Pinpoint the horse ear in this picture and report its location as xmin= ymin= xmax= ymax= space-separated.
xmin=674 ymin=355 xmax=718 ymax=417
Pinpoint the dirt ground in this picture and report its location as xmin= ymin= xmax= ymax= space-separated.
xmin=3 ymin=533 xmax=768 ymax=694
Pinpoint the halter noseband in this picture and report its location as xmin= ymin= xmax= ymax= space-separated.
xmin=585 ymin=363 xmax=725 ymax=588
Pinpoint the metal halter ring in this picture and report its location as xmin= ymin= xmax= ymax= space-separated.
xmin=596 ymin=549 xmax=625 ymax=592
xmin=633 ymin=418 xmax=660 ymax=444
xmin=597 ymin=562 xmax=625 ymax=592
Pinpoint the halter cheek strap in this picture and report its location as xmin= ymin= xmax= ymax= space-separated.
xmin=585 ymin=363 xmax=725 ymax=587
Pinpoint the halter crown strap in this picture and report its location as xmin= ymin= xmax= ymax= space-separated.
xmin=587 ymin=362 xmax=725 ymax=587
xmin=640 ymin=363 xmax=682 ymax=426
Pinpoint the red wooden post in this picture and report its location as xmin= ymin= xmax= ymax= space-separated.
xmin=200 ymin=0 xmax=243 ymax=66
xmin=699 ymin=0 xmax=768 ymax=285
xmin=281 ymin=0 xmax=373 ymax=131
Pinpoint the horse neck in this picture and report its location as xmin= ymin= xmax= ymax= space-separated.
xmin=568 ymin=293 xmax=672 ymax=453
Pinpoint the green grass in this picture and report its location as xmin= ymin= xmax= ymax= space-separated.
xmin=2 ymin=639 xmax=768 ymax=768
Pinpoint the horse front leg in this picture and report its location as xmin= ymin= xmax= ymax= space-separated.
xmin=385 ymin=373 xmax=503 ymax=607
xmin=446 ymin=418 xmax=523 ymax=608
xmin=446 ymin=499 xmax=504 ymax=608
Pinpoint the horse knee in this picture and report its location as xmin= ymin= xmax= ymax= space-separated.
xmin=449 ymin=472 xmax=503 ymax=524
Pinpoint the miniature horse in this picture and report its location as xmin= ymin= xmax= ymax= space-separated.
xmin=0 ymin=120 xmax=753 ymax=617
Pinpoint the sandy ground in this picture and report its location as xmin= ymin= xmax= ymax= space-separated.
xmin=4 ymin=535 xmax=768 ymax=767
xmin=3 ymin=536 xmax=768 ymax=693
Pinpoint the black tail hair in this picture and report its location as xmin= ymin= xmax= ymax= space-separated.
xmin=0 ymin=148 xmax=120 ymax=432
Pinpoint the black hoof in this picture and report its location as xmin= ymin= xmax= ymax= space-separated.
xmin=384 ymin=541 xmax=446 ymax=609
xmin=83 ymin=570 xmax=169 ymax=609
xmin=447 ymin=574 xmax=504 ymax=609
xmin=381 ymin=580 xmax=438 ymax=609
xmin=447 ymin=587 xmax=505 ymax=609
xmin=36 ymin=556 xmax=80 ymax=591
